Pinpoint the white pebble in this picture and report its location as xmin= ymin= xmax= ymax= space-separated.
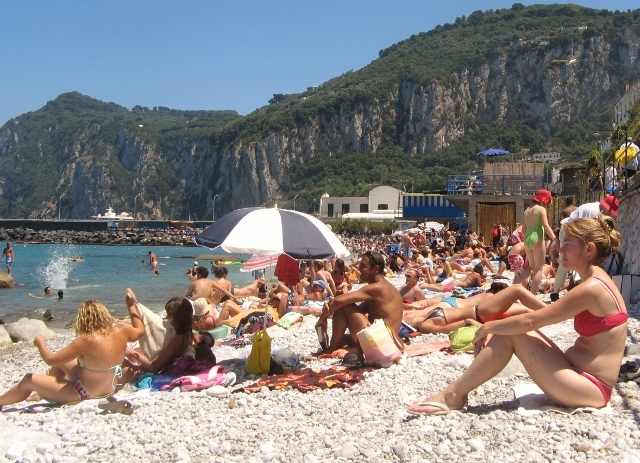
xmin=467 ymin=439 xmax=485 ymax=452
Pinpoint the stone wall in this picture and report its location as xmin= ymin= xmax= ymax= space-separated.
xmin=617 ymin=182 xmax=640 ymax=274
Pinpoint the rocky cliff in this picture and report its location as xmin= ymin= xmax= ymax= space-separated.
xmin=0 ymin=16 xmax=639 ymax=220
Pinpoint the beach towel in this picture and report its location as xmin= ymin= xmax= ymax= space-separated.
xmin=161 ymin=365 xmax=231 ymax=392
xmin=513 ymin=383 xmax=613 ymax=416
xmin=222 ymin=307 xmax=280 ymax=329
xmin=240 ymin=366 xmax=371 ymax=393
xmin=274 ymin=254 xmax=300 ymax=285
xmin=277 ymin=312 xmax=303 ymax=329
xmin=164 ymin=356 xmax=216 ymax=376
xmin=134 ymin=301 xmax=175 ymax=360
xmin=404 ymin=341 xmax=451 ymax=357
xmin=314 ymin=341 xmax=450 ymax=360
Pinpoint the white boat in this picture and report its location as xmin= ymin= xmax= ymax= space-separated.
xmin=91 ymin=206 xmax=134 ymax=220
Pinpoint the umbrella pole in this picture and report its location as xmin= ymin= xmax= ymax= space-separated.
xmin=264 ymin=257 xmax=272 ymax=327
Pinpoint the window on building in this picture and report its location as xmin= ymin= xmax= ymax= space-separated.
xmin=377 ymin=204 xmax=389 ymax=210
xmin=341 ymin=204 xmax=350 ymax=214
xmin=360 ymin=204 xmax=369 ymax=213
xmin=327 ymin=204 xmax=334 ymax=218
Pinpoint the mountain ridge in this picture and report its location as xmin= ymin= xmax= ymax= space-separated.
xmin=1 ymin=4 xmax=639 ymax=219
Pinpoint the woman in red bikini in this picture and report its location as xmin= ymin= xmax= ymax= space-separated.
xmin=409 ymin=215 xmax=626 ymax=414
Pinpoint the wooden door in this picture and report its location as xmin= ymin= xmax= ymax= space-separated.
xmin=477 ymin=203 xmax=516 ymax=244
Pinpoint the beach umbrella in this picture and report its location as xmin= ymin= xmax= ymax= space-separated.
xmin=240 ymin=254 xmax=279 ymax=273
xmin=195 ymin=207 xmax=349 ymax=260
xmin=420 ymin=221 xmax=445 ymax=232
xmin=195 ymin=207 xmax=349 ymax=374
xmin=476 ymin=148 xmax=511 ymax=157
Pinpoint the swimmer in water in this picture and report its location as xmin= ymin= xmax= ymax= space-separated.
xmin=148 ymin=251 xmax=158 ymax=270
xmin=29 ymin=287 xmax=53 ymax=298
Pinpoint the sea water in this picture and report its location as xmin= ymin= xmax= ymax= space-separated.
xmin=1 ymin=244 xmax=258 ymax=329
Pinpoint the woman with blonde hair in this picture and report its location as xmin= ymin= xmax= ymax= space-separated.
xmin=409 ymin=215 xmax=626 ymax=414
xmin=0 ymin=291 xmax=144 ymax=408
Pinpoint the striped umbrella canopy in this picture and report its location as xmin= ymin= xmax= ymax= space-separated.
xmin=240 ymin=254 xmax=279 ymax=273
xmin=420 ymin=221 xmax=445 ymax=232
xmin=195 ymin=207 xmax=349 ymax=260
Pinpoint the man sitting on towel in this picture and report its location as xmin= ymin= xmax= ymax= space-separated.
xmin=399 ymin=270 xmax=426 ymax=302
xmin=315 ymin=251 xmax=403 ymax=355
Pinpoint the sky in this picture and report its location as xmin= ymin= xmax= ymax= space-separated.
xmin=0 ymin=1 xmax=635 ymax=126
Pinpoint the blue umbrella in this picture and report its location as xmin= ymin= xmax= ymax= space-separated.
xmin=476 ymin=148 xmax=511 ymax=156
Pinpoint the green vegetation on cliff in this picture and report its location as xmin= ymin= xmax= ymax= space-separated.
xmin=1 ymin=4 xmax=640 ymax=218
xmin=0 ymin=92 xmax=239 ymax=218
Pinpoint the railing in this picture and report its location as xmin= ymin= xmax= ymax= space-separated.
xmin=448 ymin=216 xmax=468 ymax=232
xmin=447 ymin=174 xmax=545 ymax=195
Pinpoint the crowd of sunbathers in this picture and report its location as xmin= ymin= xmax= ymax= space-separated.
xmin=0 ymin=190 xmax=629 ymax=417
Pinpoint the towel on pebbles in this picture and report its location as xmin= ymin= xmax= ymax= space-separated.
xmin=513 ymin=383 xmax=614 ymax=416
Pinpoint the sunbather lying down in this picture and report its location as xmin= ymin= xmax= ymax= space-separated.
xmin=403 ymin=283 xmax=545 ymax=334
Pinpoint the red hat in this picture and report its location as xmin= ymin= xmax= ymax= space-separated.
xmin=600 ymin=195 xmax=619 ymax=216
xmin=532 ymin=189 xmax=552 ymax=204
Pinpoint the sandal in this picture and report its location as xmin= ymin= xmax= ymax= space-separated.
xmin=408 ymin=400 xmax=466 ymax=416
xmin=342 ymin=352 xmax=365 ymax=368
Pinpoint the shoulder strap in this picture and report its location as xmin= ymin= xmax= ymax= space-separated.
xmin=590 ymin=277 xmax=624 ymax=313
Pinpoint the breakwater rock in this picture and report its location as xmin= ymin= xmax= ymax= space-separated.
xmin=0 ymin=270 xmax=18 ymax=288
xmin=0 ymin=227 xmax=195 ymax=246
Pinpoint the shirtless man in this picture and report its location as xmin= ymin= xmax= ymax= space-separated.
xmin=399 ymin=270 xmax=426 ymax=302
xmin=315 ymin=251 xmax=403 ymax=354
xmin=232 ymin=278 xmax=267 ymax=298
xmin=448 ymin=242 xmax=474 ymax=263
xmin=403 ymin=233 xmax=415 ymax=258
xmin=3 ymin=242 xmax=14 ymax=274
xmin=420 ymin=264 xmax=485 ymax=292
xmin=185 ymin=266 xmax=235 ymax=301
xmin=148 ymin=251 xmax=158 ymax=270
xmin=311 ymin=260 xmax=336 ymax=298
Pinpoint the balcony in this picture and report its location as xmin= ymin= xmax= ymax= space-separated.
xmin=447 ymin=174 xmax=545 ymax=196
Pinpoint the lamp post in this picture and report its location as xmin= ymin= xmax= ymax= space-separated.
xmin=293 ymin=194 xmax=299 ymax=211
xmin=212 ymin=194 xmax=219 ymax=221
xmin=134 ymin=193 xmax=141 ymax=221
xmin=313 ymin=199 xmax=317 ymax=216
xmin=58 ymin=193 xmax=65 ymax=220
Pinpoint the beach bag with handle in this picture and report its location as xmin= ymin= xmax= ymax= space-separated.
xmin=356 ymin=319 xmax=404 ymax=367
xmin=244 ymin=329 xmax=272 ymax=376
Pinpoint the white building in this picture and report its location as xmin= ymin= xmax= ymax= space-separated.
xmin=318 ymin=185 xmax=402 ymax=221
xmin=614 ymin=80 xmax=640 ymax=126
xmin=532 ymin=152 xmax=561 ymax=162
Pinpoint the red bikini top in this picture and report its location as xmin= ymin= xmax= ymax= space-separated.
xmin=574 ymin=277 xmax=628 ymax=337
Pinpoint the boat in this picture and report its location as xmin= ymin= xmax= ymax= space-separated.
xmin=91 ymin=206 xmax=134 ymax=221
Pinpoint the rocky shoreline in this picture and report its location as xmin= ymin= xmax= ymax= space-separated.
xmin=0 ymin=227 xmax=197 ymax=246
xmin=1 ymin=276 xmax=640 ymax=462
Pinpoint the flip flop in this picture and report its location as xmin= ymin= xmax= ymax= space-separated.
xmin=98 ymin=399 xmax=134 ymax=415
xmin=407 ymin=400 xmax=465 ymax=416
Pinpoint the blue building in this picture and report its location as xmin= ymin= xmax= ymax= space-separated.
xmin=402 ymin=194 xmax=465 ymax=221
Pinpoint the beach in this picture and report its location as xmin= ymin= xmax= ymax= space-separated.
xmin=2 ymin=274 xmax=640 ymax=463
